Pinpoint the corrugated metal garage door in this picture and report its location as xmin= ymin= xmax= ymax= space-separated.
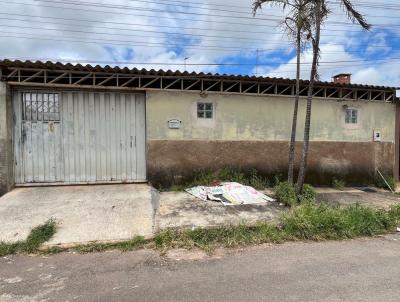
xmin=13 ymin=90 xmax=146 ymax=184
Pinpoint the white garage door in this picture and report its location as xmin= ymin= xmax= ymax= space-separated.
xmin=13 ymin=90 xmax=146 ymax=184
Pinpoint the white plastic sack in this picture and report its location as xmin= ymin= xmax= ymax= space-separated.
xmin=185 ymin=182 xmax=274 ymax=206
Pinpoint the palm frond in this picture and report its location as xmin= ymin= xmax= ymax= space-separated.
xmin=252 ymin=0 xmax=289 ymax=16
xmin=340 ymin=0 xmax=371 ymax=30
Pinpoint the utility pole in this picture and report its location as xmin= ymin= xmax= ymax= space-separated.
xmin=255 ymin=49 xmax=260 ymax=76
xmin=184 ymin=57 xmax=190 ymax=72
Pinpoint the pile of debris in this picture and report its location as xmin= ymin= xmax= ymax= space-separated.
xmin=185 ymin=182 xmax=274 ymax=206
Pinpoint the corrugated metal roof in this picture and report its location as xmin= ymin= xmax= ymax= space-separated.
xmin=0 ymin=59 xmax=397 ymax=91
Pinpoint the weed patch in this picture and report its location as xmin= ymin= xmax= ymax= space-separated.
xmin=281 ymin=203 xmax=398 ymax=240
xmin=274 ymin=181 xmax=297 ymax=207
xmin=4 ymin=204 xmax=400 ymax=256
xmin=71 ymin=236 xmax=147 ymax=253
xmin=0 ymin=220 xmax=56 ymax=256
xmin=332 ymin=178 xmax=345 ymax=190
xmin=154 ymin=203 xmax=400 ymax=252
xmin=375 ymin=174 xmax=395 ymax=192
xmin=298 ymin=184 xmax=316 ymax=204
xmin=154 ymin=223 xmax=287 ymax=253
xmin=165 ymin=168 xmax=270 ymax=191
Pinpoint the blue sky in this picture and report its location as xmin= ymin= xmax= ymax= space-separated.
xmin=0 ymin=0 xmax=399 ymax=86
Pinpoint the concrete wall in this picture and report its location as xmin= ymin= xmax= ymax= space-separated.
xmin=0 ymin=82 xmax=13 ymax=195
xmin=146 ymin=91 xmax=396 ymax=186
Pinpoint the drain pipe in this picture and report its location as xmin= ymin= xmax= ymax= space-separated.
xmin=376 ymin=169 xmax=395 ymax=194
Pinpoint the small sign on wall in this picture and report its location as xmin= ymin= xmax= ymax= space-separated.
xmin=373 ymin=130 xmax=382 ymax=142
xmin=168 ymin=119 xmax=182 ymax=129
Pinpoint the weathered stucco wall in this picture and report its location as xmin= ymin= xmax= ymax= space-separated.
xmin=0 ymin=82 xmax=13 ymax=195
xmin=146 ymin=91 xmax=396 ymax=186
xmin=147 ymin=91 xmax=396 ymax=142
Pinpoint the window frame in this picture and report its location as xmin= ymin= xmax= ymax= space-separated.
xmin=22 ymin=92 xmax=60 ymax=122
xmin=197 ymin=102 xmax=214 ymax=119
xmin=345 ymin=108 xmax=358 ymax=124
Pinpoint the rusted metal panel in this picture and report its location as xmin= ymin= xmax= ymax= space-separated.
xmin=14 ymin=90 xmax=146 ymax=184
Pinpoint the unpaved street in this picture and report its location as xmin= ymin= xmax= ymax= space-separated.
xmin=1 ymin=234 xmax=400 ymax=302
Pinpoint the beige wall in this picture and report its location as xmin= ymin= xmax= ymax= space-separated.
xmin=146 ymin=91 xmax=396 ymax=143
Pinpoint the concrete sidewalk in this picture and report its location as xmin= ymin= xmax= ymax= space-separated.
xmin=156 ymin=187 xmax=400 ymax=231
xmin=157 ymin=191 xmax=282 ymax=230
xmin=1 ymin=184 xmax=399 ymax=246
xmin=0 ymin=184 xmax=159 ymax=245
xmin=316 ymin=187 xmax=400 ymax=208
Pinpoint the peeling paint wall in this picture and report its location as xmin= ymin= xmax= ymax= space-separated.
xmin=147 ymin=91 xmax=395 ymax=142
xmin=146 ymin=91 xmax=396 ymax=186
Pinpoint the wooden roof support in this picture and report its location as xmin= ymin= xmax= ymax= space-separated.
xmin=22 ymin=70 xmax=43 ymax=83
xmin=97 ymin=74 xmax=116 ymax=86
xmin=1 ymin=66 xmax=396 ymax=103
xmin=48 ymin=71 xmax=69 ymax=84
xmin=73 ymin=73 xmax=92 ymax=85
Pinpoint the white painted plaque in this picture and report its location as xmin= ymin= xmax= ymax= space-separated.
xmin=168 ymin=119 xmax=181 ymax=129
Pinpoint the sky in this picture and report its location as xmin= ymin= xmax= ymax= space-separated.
xmin=0 ymin=0 xmax=399 ymax=87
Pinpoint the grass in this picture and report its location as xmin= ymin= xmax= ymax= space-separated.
xmin=332 ymin=178 xmax=346 ymax=191
xmin=165 ymin=167 xmax=271 ymax=191
xmin=375 ymin=174 xmax=396 ymax=192
xmin=3 ymin=203 xmax=400 ymax=256
xmin=153 ymin=203 xmax=400 ymax=253
xmin=0 ymin=219 xmax=57 ymax=257
xmin=274 ymin=181 xmax=297 ymax=206
xmin=42 ymin=236 xmax=147 ymax=254
xmin=280 ymin=203 xmax=398 ymax=240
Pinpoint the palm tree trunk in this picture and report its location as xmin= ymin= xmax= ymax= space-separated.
xmin=288 ymin=28 xmax=301 ymax=184
xmin=296 ymin=3 xmax=322 ymax=194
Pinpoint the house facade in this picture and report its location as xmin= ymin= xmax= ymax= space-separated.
xmin=0 ymin=60 xmax=398 ymax=194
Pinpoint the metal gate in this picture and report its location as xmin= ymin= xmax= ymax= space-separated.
xmin=13 ymin=90 xmax=146 ymax=184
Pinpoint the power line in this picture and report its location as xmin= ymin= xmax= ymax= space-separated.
xmin=0 ymin=12 xmax=382 ymax=35
xmin=43 ymin=0 xmax=400 ymax=16
xmin=2 ymin=54 xmax=399 ymax=66
xmin=5 ymin=0 xmax=396 ymax=28
xmin=32 ymin=0 xmax=400 ymax=24
xmin=0 ymin=23 xmax=394 ymax=52
xmin=101 ymin=0 xmax=400 ymax=20
xmin=0 ymin=30 xmax=394 ymax=55
xmin=0 ymin=33 xmax=274 ymax=51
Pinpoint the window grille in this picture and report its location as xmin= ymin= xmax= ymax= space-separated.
xmin=23 ymin=92 xmax=60 ymax=122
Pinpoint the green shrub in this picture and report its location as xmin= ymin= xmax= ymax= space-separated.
xmin=274 ymin=181 xmax=297 ymax=207
xmin=332 ymin=178 xmax=345 ymax=190
xmin=298 ymin=184 xmax=316 ymax=204
xmin=388 ymin=204 xmax=400 ymax=224
xmin=375 ymin=174 xmax=396 ymax=191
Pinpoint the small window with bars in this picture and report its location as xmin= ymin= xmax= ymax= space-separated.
xmin=23 ymin=92 xmax=60 ymax=122
xmin=345 ymin=108 xmax=358 ymax=124
xmin=197 ymin=102 xmax=213 ymax=119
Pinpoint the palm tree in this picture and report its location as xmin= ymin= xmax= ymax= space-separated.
xmin=296 ymin=0 xmax=371 ymax=193
xmin=253 ymin=0 xmax=312 ymax=185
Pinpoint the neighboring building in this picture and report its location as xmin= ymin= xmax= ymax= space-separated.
xmin=0 ymin=60 xmax=398 ymax=194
